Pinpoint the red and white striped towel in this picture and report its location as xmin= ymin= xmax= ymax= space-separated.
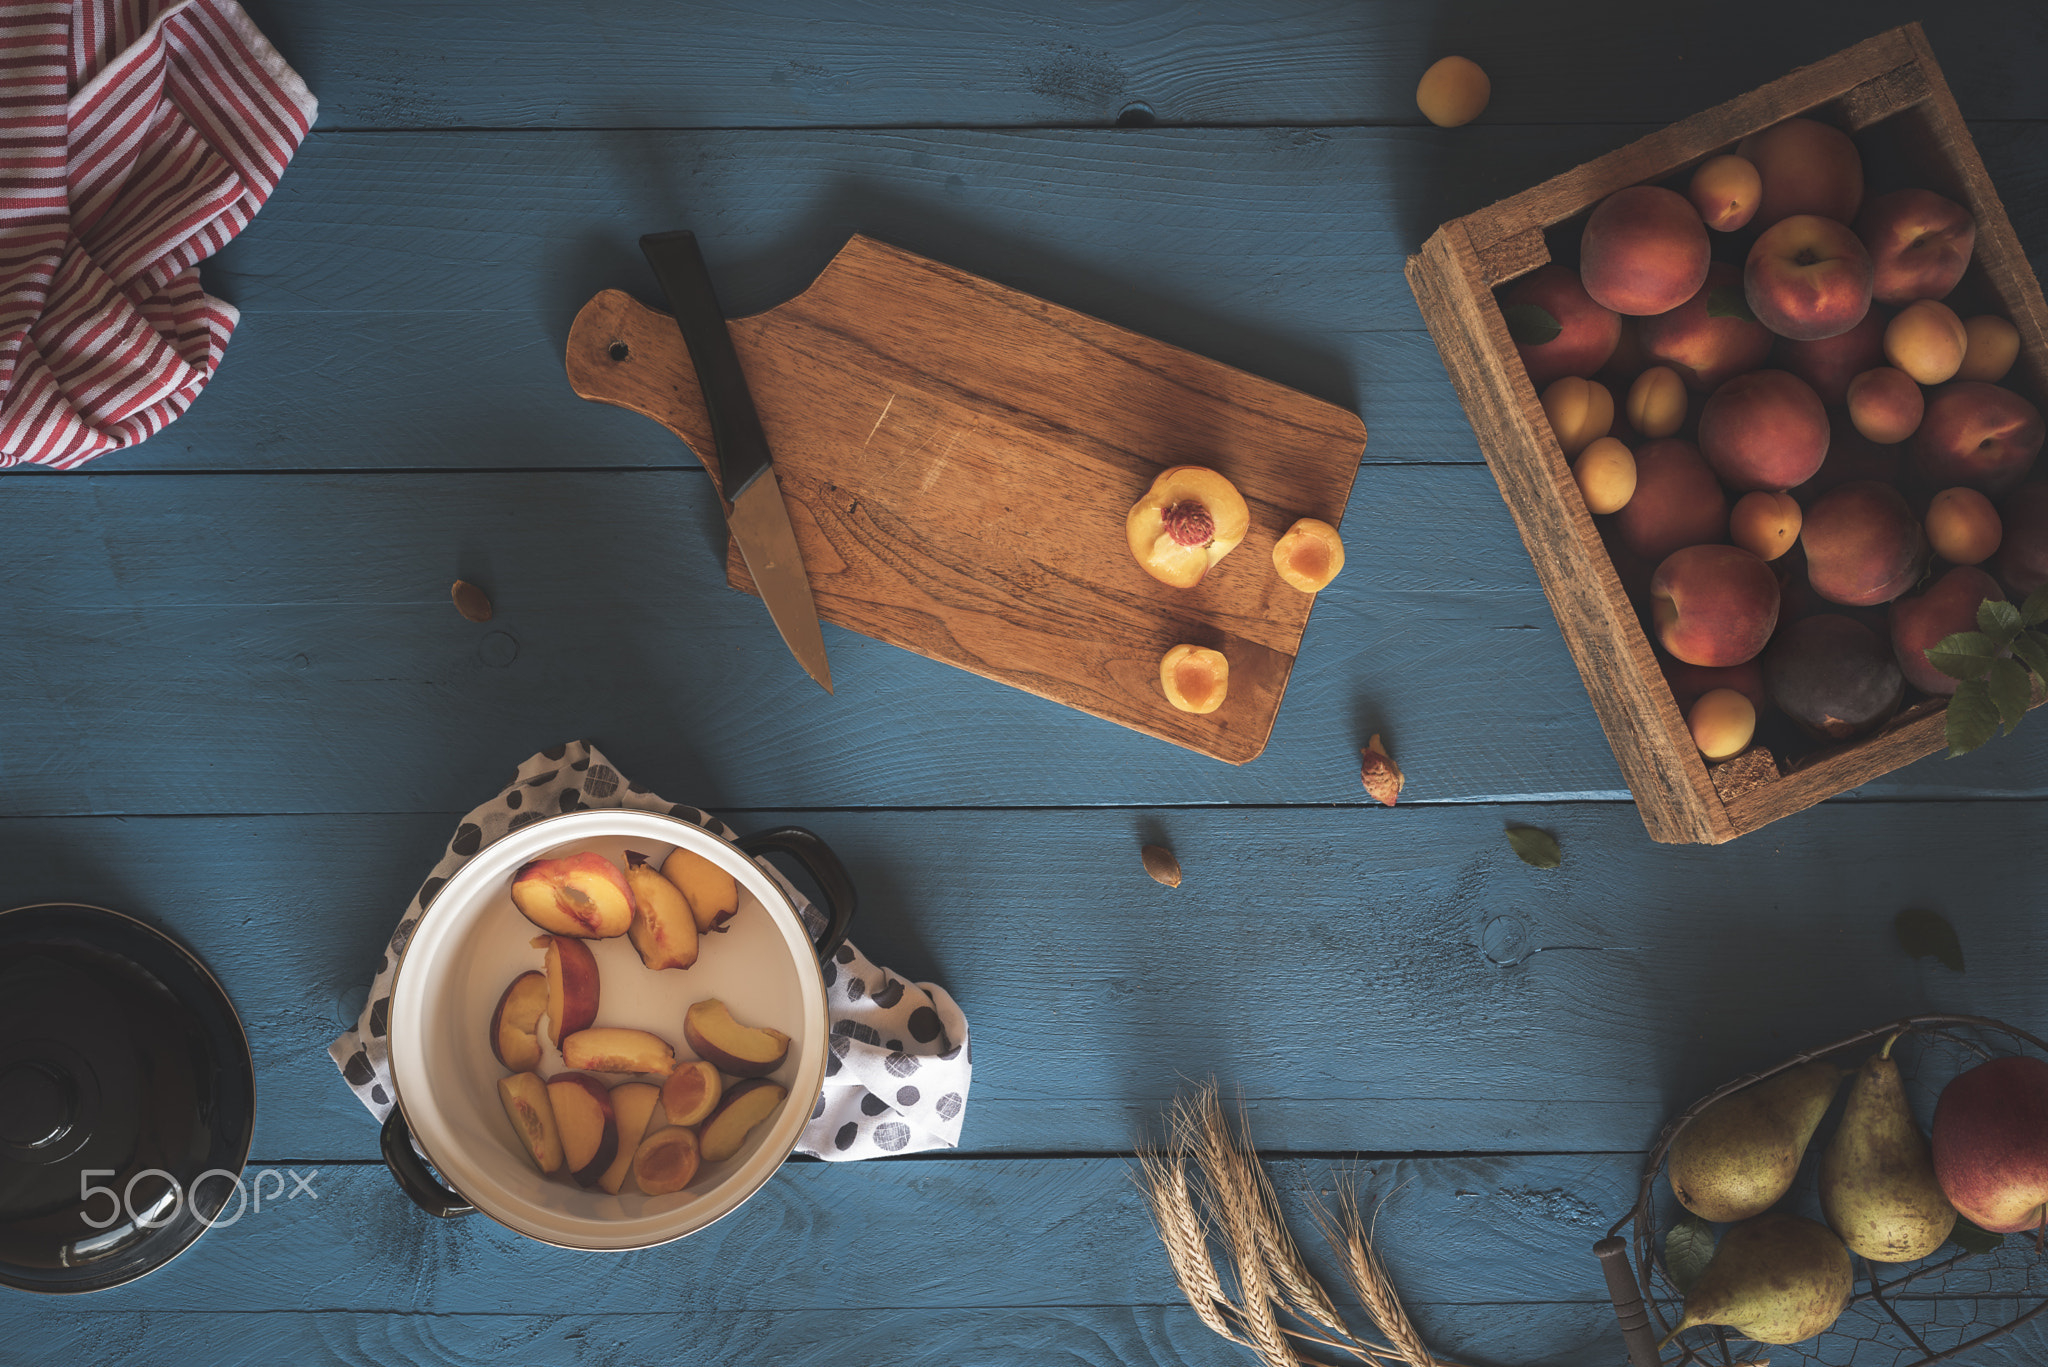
xmin=0 ymin=0 xmax=313 ymax=469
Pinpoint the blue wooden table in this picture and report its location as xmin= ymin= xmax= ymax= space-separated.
xmin=4 ymin=4 xmax=2046 ymax=1363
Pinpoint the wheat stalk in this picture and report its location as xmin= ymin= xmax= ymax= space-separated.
xmin=1135 ymin=1084 xmax=1485 ymax=1367
xmin=1312 ymin=1183 xmax=1440 ymax=1367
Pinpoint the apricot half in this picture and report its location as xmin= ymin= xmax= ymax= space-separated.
xmin=1272 ymin=518 xmax=1345 ymax=592
xmin=1159 ymin=644 xmax=1229 ymax=714
xmin=1127 ymin=466 xmax=1250 ymax=588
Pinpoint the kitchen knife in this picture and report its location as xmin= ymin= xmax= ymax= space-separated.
xmin=639 ymin=230 xmax=833 ymax=694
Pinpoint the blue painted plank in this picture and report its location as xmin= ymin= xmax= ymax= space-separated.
xmin=1 ymin=1305 xmax=1630 ymax=1367
xmin=0 ymin=803 xmax=2033 ymax=1160
xmin=236 ymin=0 xmax=2048 ymax=130
xmin=5 ymin=470 xmax=2045 ymax=815
xmin=1 ymin=119 xmax=2027 ymax=475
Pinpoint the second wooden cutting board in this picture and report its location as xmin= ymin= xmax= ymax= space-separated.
xmin=567 ymin=234 xmax=1366 ymax=763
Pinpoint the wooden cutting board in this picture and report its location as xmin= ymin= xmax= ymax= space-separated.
xmin=566 ymin=234 xmax=1366 ymax=763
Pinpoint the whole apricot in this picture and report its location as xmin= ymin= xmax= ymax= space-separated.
xmin=1159 ymin=644 xmax=1228 ymax=714
xmin=1845 ymin=366 xmax=1925 ymax=445
xmin=1416 ymin=56 xmax=1489 ymax=128
xmin=1541 ymin=376 xmax=1614 ymax=456
xmin=1689 ymin=687 xmax=1758 ymax=761
xmin=1925 ymin=487 xmax=2001 ymax=565
xmin=1688 ymin=154 xmax=1762 ymax=232
xmin=1626 ymin=366 xmax=1686 ymax=438
xmin=1883 ymin=299 xmax=1968 ymax=385
xmin=1272 ymin=518 xmax=1345 ymax=593
xmin=1956 ymin=315 xmax=2020 ymax=384
xmin=1730 ymin=491 xmax=1802 ymax=562
xmin=1573 ymin=437 xmax=1637 ymax=515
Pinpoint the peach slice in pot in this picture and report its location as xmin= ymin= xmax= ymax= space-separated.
xmin=546 ymin=1073 xmax=619 ymax=1187
xmin=683 ymin=999 xmax=790 ymax=1078
xmin=633 ymin=1126 xmax=702 ymax=1196
xmin=561 ymin=1027 xmax=676 ymax=1077
xmin=597 ymin=1081 xmax=663 ymax=1196
xmin=488 ymin=970 xmax=548 ymax=1072
xmin=699 ymin=1080 xmax=790 ymax=1164
xmin=623 ymin=849 xmax=699 ymax=970
xmin=531 ymin=934 xmax=600 ymax=1042
xmin=510 ymin=851 xmax=635 ymax=939
xmin=497 ymin=1072 xmax=565 ymax=1175
xmin=1125 ymin=466 xmax=1249 ymax=588
xmin=660 ymin=1059 xmax=723 ymax=1128
xmin=660 ymin=847 xmax=739 ymax=935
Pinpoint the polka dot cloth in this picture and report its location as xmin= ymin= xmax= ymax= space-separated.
xmin=327 ymin=741 xmax=971 ymax=1163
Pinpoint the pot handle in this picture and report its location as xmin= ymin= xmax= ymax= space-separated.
xmin=380 ymin=1107 xmax=477 ymax=1219
xmin=737 ymin=826 xmax=856 ymax=963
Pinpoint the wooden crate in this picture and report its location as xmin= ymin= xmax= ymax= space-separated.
xmin=1406 ymin=23 xmax=2048 ymax=845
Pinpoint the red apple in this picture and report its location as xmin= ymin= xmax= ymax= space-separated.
xmin=1580 ymin=185 xmax=1711 ymax=317
xmin=1744 ymin=215 xmax=1874 ymax=342
xmin=1854 ymin=188 xmax=1975 ymax=305
xmin=1933 ymin=1056 xmax=2048 ymax=1234
xmin=1638 ymin=262 xmax=1773 ymax=393
xmin=1698 ymin=369 xmax=1830 ymax=492
xmin=1500 ymin=264 xmax=1622 ymax=390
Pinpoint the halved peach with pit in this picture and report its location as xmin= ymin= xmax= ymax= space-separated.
xmin=1159 ymin=644 xmax=1228 ymax=714
xmin=1126 ymin=466 xmax=1250 ymax=588
xmin=1271 ymin=518 xmax=1345 ymax=592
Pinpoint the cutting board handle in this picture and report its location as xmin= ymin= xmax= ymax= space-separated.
xmin=566 ymin=290 xmax=722 ymax=488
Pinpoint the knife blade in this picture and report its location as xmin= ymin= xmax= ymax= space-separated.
xmin=640 ymin=230 xmax=833 ymax=694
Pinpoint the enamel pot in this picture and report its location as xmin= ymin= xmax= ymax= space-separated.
xmin=378 ymin=809 xmax=853 ymax=1248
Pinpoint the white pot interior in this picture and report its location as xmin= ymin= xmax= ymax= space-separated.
xmin=387 ymin=809 xmax=828 ymax=1250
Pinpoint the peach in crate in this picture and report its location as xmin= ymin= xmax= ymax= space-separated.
xmin=1406 ymin=22 xmax=2048 ymax=843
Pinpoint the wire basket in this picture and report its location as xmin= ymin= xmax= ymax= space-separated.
xmin=1595 ymin=1015 xmax=2048 ymax=1367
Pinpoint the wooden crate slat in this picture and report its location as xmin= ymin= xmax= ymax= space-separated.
xmin=1407 ymin=224 xmax=1727 ymax=844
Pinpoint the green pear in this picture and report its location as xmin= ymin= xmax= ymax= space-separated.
xmin=1660 ymin=1211 xmax=1853 ymax=1349
xmin=1669 ymin=1060 xmax=1845 ymax=1222
xmin=1820 ymin=1033 xmax=1956 ymax=1261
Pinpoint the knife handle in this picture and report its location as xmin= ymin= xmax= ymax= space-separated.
xmin=639 ymin=230 xmax=773 ymax=500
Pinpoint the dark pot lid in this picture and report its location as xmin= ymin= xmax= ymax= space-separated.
xmin=0 ymin=904 xmax=255 ymax=1293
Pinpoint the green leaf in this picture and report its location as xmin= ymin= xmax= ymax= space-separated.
xmin=2009 ymin=630 xmax=2048 ymax=686
xmin=1977 ymin=598 xmax=2025 ymax=648
xmin=2024 ymin=586 xmax=2048 ymax=628
xmin=1945 ymin=678 xmax=2000 ymax=757
xmin=1502 ymin=303 xmax=1562 ymax=347
xmin=1948 ymin=1215 xmax=2005 ymax=1255
xmin=1925 ymin=631 xmax=2003 ymax=683
xmin=1895 ymin=908 xmax=1965 ymax=972
xmin=1664 ymin=1214 xmax=1716 ymax=1294
xmin=1705 ymin=284 xmax=1755 ymax=321
xmin=1506 ymin=826 xmax=1562 ymax=869
xmin=1988 ymin=657 xmax=2032 ymax=735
